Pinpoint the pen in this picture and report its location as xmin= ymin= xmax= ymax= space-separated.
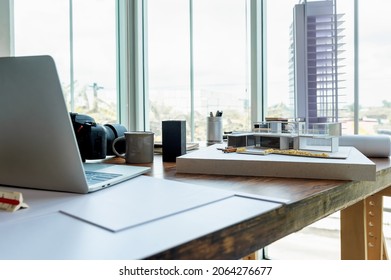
xmin=0 ymin=197 xmax=20 ymax=205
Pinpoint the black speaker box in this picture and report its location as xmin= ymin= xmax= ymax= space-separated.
xmin=162 ymin=120 xmax=186 ymax=162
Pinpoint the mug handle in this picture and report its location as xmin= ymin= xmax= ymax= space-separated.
xmin=112 ymin=136 xmax=126 ymax=158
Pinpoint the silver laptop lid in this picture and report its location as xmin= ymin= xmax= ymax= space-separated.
xmin=0 ymin=55 xmax=89 ymax=193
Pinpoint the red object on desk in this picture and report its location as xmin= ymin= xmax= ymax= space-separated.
xmin=0 ymin=197 xmax=20 ymax=205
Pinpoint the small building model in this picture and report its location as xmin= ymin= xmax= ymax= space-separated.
xmin=227 ymin=120 xmax=341 ymax=153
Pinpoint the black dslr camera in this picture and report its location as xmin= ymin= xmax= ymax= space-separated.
xmin=70 ymin=113 xmax=127 ymax=161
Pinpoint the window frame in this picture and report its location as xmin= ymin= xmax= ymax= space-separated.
xmin=250 ymin=0 xmax=266 ymax=123
xmin=117 ymin=0 xmax=148 ymax=131
xmin=0 ymin=0 xmax=14 ymax=57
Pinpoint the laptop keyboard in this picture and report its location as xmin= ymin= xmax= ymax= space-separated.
xmin=85 ymin=171 xmax=121 ymax=185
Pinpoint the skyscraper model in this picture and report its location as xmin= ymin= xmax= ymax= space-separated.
xmin=290 ymin=0 xmax=345 ymax=125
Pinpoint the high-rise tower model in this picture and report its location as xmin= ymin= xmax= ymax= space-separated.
xmin=290 ymin=0 xmax=345 ymax=125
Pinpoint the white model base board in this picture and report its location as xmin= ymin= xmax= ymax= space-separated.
xmin=176 ymin=144 xmax=376 ymax=181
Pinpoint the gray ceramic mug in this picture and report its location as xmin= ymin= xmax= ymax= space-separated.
xmin=112 ymin=131 xmax=154 ymax=163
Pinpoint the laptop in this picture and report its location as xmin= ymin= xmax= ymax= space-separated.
xmin=0 ymin=55 xmax=150 ymax=193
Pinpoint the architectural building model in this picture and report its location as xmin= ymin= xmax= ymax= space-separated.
xmin=221 ymin=0 xmax=346 ymax=158
xmin=290 ymin=0 xmax=345 ymax=125
xmin=226 ymin=120 xmax=341 ymax=155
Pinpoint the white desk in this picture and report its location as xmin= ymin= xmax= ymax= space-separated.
xmin=0 ymin=175 xmax=282 ymax=259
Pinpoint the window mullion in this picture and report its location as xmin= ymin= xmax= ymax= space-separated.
xmin=117 ymin=0 xmax=147 ymax=131
xmin=0 ymin=0 xmax=14 ymax=57
xmin=189 ymin=0 xmax=195 ymax=142
xmin=353 ymin=0 xmax=359 ymax=134
xmin=69 ymin=0 xmax=75 ymax=111
xmin=250 ymin=0 xmax=265 ymax=123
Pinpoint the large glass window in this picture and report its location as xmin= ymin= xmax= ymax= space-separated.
xmin=71 ymin=0 xmax=117 ymax=123
xmin=147 ymin=0 xmax=191 ymax=141
xmin=192 ymin=0 xmax=250 ymax=140
xmin=13 ymin=0 xmax=71 ymax=88
xmin=13 ymin=0 xmax=117 ymax=123
xmin=12 ymin=0 xmax=390 ymax=137
xmin=265 ymin=0 xmax=297 ymax=119
xmin=147 ymin=0 xmax=250 ymax=142
xmin=359 ymin=0 xmax=391 ymax=136
xmin=335 ymin=0 xmax=355 ymax=134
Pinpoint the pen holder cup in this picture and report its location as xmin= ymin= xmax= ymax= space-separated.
xmin=207 ymin=116 xmax=223 ymax=145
